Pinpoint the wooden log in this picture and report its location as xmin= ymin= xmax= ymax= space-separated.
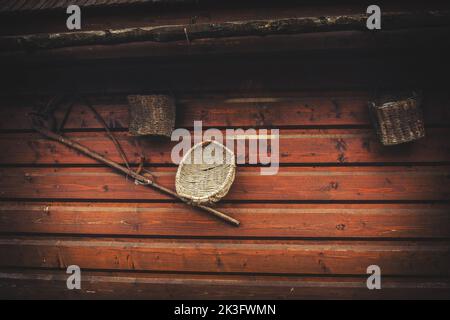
xmin=0 ymin=237 xmax=449 ymax=275
xmin=3 ymin=28 xmax=450 ymax=62
xmin=0 ymin=202 xmax=449 ymax=238
xmin=1 ymin=11 xmax=450 ymax=51
xmin=1 ymin=270 xmax=449 ymax=300
xmin=0 ymin=1 xmax=447 ymax=36
xmin=1 ymin=129 xmax=449 ymax=165
xmin=0 ymin=166 xmax=448 ymax=201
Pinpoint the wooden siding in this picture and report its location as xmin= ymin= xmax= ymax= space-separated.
xmin=0 ymin=1 xmax=449 ymax=300
xmin=0 ymin=88 xmax=449 ymax=299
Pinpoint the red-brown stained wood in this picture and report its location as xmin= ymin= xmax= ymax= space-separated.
xmin=0 ymin=2 xmax=449 ymax=301
xmin=0 ymin=237 xmax=449 ymax=275
xmin=1 ymin=270 xmax=449 ymax=300
xmin=1 ymin=129 xmax=450 ymax=165
xmin=0 ymin=202 xmax=449 ymax=238
xmin=0 ymin=92 xmax=449 ymax=130
xmin=0 ymin=166 xmax=448 ymax=201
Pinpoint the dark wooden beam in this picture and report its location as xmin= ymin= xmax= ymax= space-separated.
xmin=2 ymin=27 xmax=450 ymax=63
xmin=2 ymin=270 xmax=449 ymax=300
xmin=1 ymin=10 xmax=450 ymax=51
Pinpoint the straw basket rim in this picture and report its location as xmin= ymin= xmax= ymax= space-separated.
xmin=175 ymin=140 xmax=236 ymax=205
xmin=373 ymin=96 xmax=417 ymax=110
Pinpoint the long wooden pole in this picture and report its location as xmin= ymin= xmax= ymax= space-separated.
xmin=2 ymin=11 xmax=450 ymax=51
xmin=32 ymin=125 xmax=240 ymax=227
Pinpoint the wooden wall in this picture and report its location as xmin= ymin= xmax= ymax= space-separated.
xmin=0 ymin=0 xmax=449 ymax=299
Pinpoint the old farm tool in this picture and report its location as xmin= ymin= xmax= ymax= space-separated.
xmin=30 ymin=96 xmax=240 ymax=227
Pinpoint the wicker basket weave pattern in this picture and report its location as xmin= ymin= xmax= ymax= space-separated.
xmin=369 ymin=94 xmax=425 ymax=146
xmin=176 ymin=140 xmax=236 ymax=205
xmin=127 ymin=95 xmax=176 ymax=138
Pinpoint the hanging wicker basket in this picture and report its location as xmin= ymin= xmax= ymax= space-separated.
xmin=369 ymin=92 xmax=425 ymax=146
xmin=176 ymin=140 xmax=236 ymax=206
xmin=127 ymin=94 xmax=176 ymax=138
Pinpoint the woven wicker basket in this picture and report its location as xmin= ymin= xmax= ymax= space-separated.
xmin=176 ymin=140 xmax=236 ymax=205
xmin=369 ymin=92 xmax=425 ymax=146
xmin=127 ymin=95 xmax=176 ymax=138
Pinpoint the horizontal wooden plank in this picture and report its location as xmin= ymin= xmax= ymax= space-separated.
xmin=0 ymin=237 xmax=449 ymax=275
xmin=0 ymin=202 xmax=449 ymax=238
xmin=1 ymin=270 xmax=449 ymax=299
xmin=1 ymin=129 xmax=449 ymax=165
xmin=0 ymin=167 xmax=449 ymax=201
xmin=0 ymin=92 xmax=449 ymax=130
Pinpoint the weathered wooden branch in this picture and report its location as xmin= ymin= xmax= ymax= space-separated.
xmin=1 ymin=11 xmax=450 ymax=51
xmin=32 ymin=125 xmax=241 ymax=227
xmin=80 ymin=95 xmax=132 ymax=170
